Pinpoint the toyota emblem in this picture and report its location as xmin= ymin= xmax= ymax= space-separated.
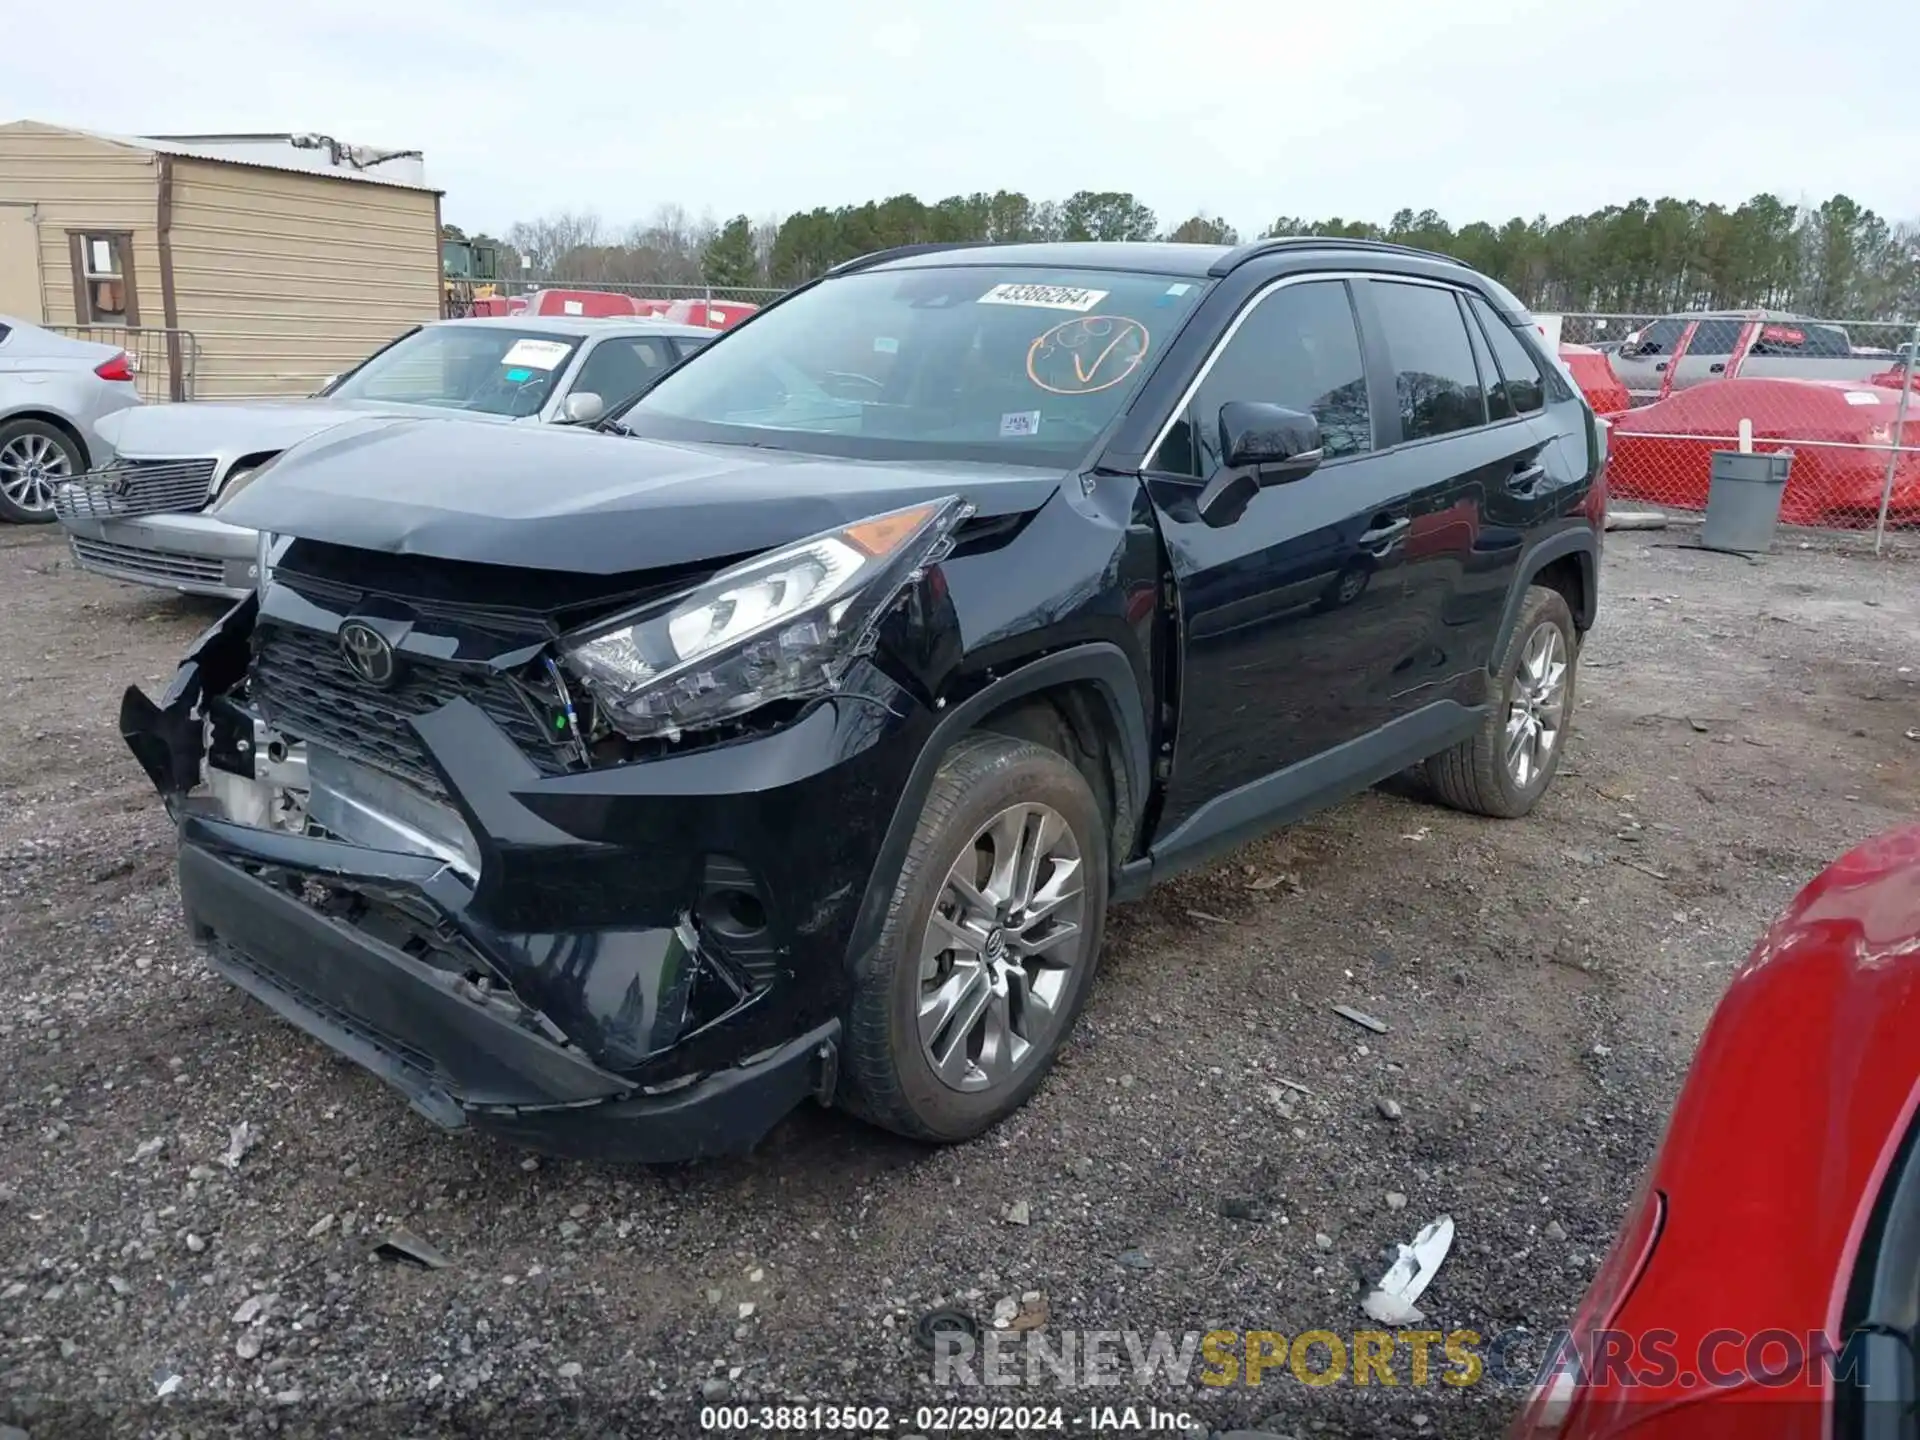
xmin=338 ymin=621 xmax=399 ymax=688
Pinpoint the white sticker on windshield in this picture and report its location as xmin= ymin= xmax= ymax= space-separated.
xmin=1000 ymin=410 xmax=1042 ymax=438
xmin=1844 ymin=390 xmax=1881 ymax=406
xmin=978 ymin=282 xmax=1109 ymax=312
xmin=873 ymin=336 xmax=899 ymax=354
xmin=1165 ymin=283 xmax=1192 ymax=295
xmin=500 ymin=339 xmax=572 ymax=371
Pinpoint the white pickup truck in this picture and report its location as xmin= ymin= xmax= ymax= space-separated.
xmin=1609 ymin=311 xmax=1899 ymax=405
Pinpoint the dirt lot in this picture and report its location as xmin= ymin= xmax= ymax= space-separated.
xmin=1 ymin=521 xmax=1917 ymax=1439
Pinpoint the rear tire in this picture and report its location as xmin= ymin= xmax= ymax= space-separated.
xmin=1429 ymin=585 xmax=1578 ymax=819
xmin=0 ymin=419 xmax=83 ymax=523
xmin=838 ymin=735 xmax=1108 ymax=1143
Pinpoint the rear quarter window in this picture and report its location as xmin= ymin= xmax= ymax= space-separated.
xmin=1468 ymin=296 xmax=1546 ymax=415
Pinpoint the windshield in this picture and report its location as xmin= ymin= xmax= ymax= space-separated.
xmin=621 ymin=266 xmax=1208 ymax=463
xmin=327 ymin=325 xmax=583 ymax=417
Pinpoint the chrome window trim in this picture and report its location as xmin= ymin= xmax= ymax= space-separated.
xmin=1142 ymin=269 xmax=1492 ymax=471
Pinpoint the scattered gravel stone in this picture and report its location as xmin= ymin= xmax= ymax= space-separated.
xmin=1005 ymin=1200 xmax=1031 ymax=1226
xmin=1376 ymin=1098 xmax=1404 ymax=1122
xmin=1386 ymin=1192 xmax=1409 ymax=1211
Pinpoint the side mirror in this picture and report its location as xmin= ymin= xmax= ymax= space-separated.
xmin=1219 ymin=401 xmax=1323 ymax=477
xmin=561 ymin=391 xmax=605 ymax=425
xmin=1195 ymin=403 xmax=1325 ymax=528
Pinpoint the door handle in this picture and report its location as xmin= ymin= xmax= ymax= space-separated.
xmin=1358 ymin=515 xmax=1410 ymax=554
xmin=1709 ymin=362 xmax=1725 ymax=373
xmin=1654 ymin=361 xmax=1669 ymax=372
xmin=1508 ymin=463 xmax=1547 ymax=494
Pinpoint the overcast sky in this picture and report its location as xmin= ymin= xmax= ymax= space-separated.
xmin=10 ymin=0 xmax=1913 ymax=237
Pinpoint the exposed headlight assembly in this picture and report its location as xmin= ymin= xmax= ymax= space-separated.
xmin=562 ymin=496 xmax=970 ymax=741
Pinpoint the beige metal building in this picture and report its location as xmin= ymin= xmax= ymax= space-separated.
xmin=0 ymin=121 xmax=443 ymax=399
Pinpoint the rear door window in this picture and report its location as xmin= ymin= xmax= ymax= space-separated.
xmin=1685 ymin=319 xmax=1743 ymax=356
xmin=1370 ymin=281 xmax=1488 ymax=441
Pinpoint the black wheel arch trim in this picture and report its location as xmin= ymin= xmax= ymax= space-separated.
xmin=1490 ymin=527 xmax=1598 ymax=675
xmin=843 ymin=643 xmax=1149 ymax=977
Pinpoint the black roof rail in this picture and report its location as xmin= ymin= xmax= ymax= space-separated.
xmin=826 ymin=241 xmax=1002 ymax=276
xmin=1209 ymin=236 xmax=1466 ymax=277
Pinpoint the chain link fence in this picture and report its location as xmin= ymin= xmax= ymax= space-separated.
xmin=1558 ymin=313 xmax=1920 ymax=549
xmin=50 ymin=324 xmax=200 ymax=403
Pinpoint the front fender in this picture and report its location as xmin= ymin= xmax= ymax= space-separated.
xmin=842 ymin=642 xmax=1149 ymax=980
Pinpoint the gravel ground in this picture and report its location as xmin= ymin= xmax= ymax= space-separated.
xmin=2 ymin=521 xmax=1917 ymax=1440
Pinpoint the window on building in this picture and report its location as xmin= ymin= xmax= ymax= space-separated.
xmin=70 ymin=233 xmax=138 ymax=326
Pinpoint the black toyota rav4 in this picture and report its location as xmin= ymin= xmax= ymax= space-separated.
xmin=122 ymin=238 xmax=1604 ymax=1161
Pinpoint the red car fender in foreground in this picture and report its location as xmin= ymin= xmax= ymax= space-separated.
xmin=1516 ymin=826 xmax=1920 ymax=1436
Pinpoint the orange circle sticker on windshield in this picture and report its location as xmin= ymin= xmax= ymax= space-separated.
xmin=1026 ymin=316 xmax=1150 ymax=395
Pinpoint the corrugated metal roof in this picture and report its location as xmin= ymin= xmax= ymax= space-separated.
xmin=3 ymin=122 xmax=440 ymax=193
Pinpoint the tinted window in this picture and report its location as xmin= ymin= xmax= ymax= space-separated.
xmin=0 ymin=323 xmax=10 ymax=345
xmin=1685 ymin=319 xmax=1743 ymax=355
xmin=1463 ymin=302 xmax=1512 ymax=422
xmin=674 ymin=336 xmax=713 ymax=360
xmin=569 ymin=335 xmax=677 ymax=405
xmin=1470 ymin=296 xmax=1546 ymax=414
xmin=1372 ymin=281 xmax=1486 ymax=441
xmin=1148 ymin=279 xmax=1370 ymax=476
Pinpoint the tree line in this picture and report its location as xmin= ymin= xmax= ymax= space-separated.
xmin=452 ymin=188 xmax=1920 ymax=323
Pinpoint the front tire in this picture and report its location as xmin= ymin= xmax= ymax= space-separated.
xmin=1429 ymin=585 xmax=1578 ymax=818
xmin=839 ymin=735 xmax=1108 ymax=1142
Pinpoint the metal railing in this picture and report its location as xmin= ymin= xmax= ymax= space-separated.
xmin=50 ymin=324 xmax=199 ymax=403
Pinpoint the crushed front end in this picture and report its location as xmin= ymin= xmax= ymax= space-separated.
xmin=120 ymin=504 xmax=967 ymax=1160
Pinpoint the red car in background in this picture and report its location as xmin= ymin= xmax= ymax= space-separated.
xmin=1515 ymin=825 xmax=1920 ymax=1437
xmin=1606 ymin=377 xmax=1920 ymax=528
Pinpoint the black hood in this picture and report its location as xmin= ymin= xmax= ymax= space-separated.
xmin=216 ymin=415 xmax=1066 ymax=574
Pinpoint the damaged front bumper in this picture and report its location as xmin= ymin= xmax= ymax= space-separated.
xmin=121 ymin=595 xmax=928 ymax=1162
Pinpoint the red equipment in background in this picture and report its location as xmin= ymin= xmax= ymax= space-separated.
xmin=1605 ymin=377 xmax=1920 ymax=529
xmin=1558 ymin=344 xmax=1631 ymax=417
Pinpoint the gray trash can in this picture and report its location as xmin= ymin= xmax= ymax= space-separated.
xmin=1700 ymin=449 xmax=1793 ymax=553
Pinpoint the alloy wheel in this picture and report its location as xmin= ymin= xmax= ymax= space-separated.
xmin=0 ymin=433 xmax=73 ymax=516
xmin=916 ymin=801 xmax=1088 ymax=1093
xmin=1505 ymin=622 xmax=1570 ymax=787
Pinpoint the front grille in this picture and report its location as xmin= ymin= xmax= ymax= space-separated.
xmin=69 ymin=536 xmax=227 ymax=587
xmin=56 ymin=458 xmax=218 ymax=520
xmin=250 ymin=624 xmax=572 ymax=798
